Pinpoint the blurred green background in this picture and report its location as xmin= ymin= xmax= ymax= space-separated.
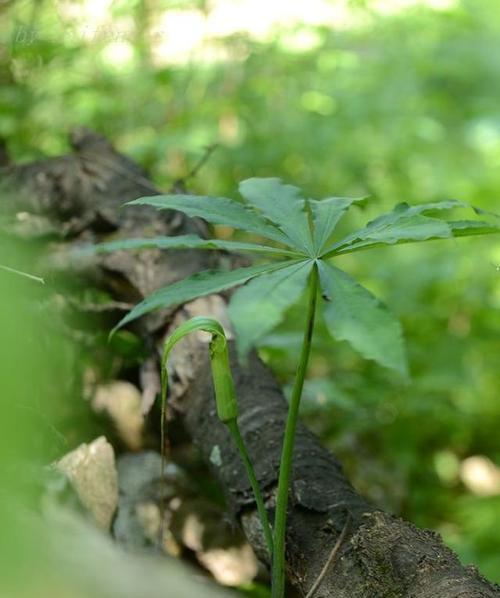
xmin=1 ymin=0 xmax=499 ymax=585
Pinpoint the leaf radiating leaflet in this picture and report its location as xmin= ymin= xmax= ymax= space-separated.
xmin=228 ymin=260 xmax=312 ymax=359
xmin=318 ymin=261 xmax=408 ymax=376
xmin=127 ymin=194 xmax=291 ymax=246
xmin=309 ymin=196 xmax=367 ymax=253
xmin=239 ymin=178 xmax=314 ymax=253
xmin=77 ymin=234 xmax=301 ymax=258
xmin=323 ymin=200 xmax=500 ymax=256
xmin=113 ymin=261 xmax=295 ymax=332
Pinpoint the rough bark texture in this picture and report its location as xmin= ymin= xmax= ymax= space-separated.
xmin=2 ymin=129 xmax=499 ymax=598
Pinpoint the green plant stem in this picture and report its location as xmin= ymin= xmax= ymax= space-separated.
xmin=158 ymin=370 xmax=168 ymax=547
xmin=226 ymin=418 xmax=274 ymax=559
xmin=271 ymin=263 xmax=319 ymax=598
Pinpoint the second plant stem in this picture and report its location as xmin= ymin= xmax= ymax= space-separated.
xmin=226 ymin=419 xmax=274 ymax=558
xmin=271 ymin=263 xmax=319 ymax=598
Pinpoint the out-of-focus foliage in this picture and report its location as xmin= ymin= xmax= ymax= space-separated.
xmin=0 ymin=240 xmax=229 ymax=597
xmin=0 ymin=236 xmax=71 ymax=595
xmin=1 ymin=0 xmax=500 ymax=584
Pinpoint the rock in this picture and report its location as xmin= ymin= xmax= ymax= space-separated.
xmin=172 ymin=498 xmax=259 ymax=586
xmin=113 ymin=451 xmax=186 ymax=554
xmin=56 ymin=436 xmax=118 ymax=530
xmin=197 ymin=544 xmax=258 ymax=587
xmin=92 ymin=381 xmax=144 ymax=450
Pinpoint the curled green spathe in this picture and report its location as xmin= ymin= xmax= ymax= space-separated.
xmin=161 ymin=317 xmax=238 ymax=423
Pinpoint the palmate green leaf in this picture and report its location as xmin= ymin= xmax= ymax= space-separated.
xmin=324 ymin=200 xmax=500 ymax=256
xmin=326 ymin=200 xmax=461 ymax=253
xmin=77 ymin=234 xmax=301 ymax=258
xmin=332 ymin=220 xmax=500 ymax=255
xmin=318 ymin=261 xmax=408 ymax=376
xmin=331 ymin=214 xmax=451 ymax=255
xmin=127 ymin=194 xmax=292 ymax=246
xmin=228 ymin=260 xmax=312 ymax=359
xmin=113 ymin=260 xmax=296 ymax=332
xmin=109 ymin=181 xmax=498 ymax=376
xmin=239 ymin=178 xmax=314 ymax=253
xmin=309 ymin=196 xmax=367 ymax=253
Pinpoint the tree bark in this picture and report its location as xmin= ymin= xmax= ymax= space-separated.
xmin=2 ymin=129 xmax=499 ymax=598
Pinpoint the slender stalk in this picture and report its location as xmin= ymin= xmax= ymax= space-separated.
xmin=271 ymin=263 xmax=319 ymax=598
xmin=226 ymin=418 xmax=274 ymax=558
xmin=158 ymin=364 xmax=168 ymax=548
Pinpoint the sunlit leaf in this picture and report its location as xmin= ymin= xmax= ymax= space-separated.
xmin=239 ymin=178 xmax=314 ymax=253
xmin=330 ymin=215 xmax=452 ymax=255
xmin=323 ymin=200 xmax=500 ymax=256
xmin=318 ymin=261 xmax=408 ymax=376
xmin=324 ymin=202 xmax=457 ymax=255
xmin=228 ymin=259 xmax=312 ymax=359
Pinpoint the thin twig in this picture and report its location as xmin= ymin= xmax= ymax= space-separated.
xmin=184 ymin=143 xmax=219 ymax=183
xmin=173 ymin=144 xmax=218 ymax=191
xmin=305 ymin=514 xmax=351 ymax=598
xmin=79 ymin=143 xmax=218 ymax=195
xmin=0 ymin=264 xmax=45 ymax=284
